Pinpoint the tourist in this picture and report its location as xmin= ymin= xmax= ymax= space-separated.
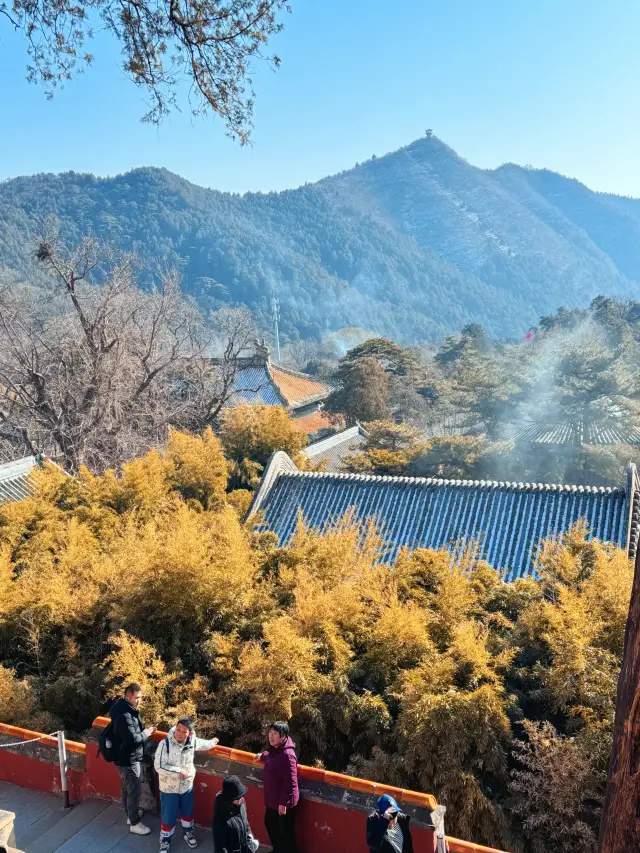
xmin=110 ymin=683 xmax=157 ymax=836
xmin=254 ymin=721 xmax=299 ymax=853
xmin=154 ymin=716 xmax=219 ymax=852
xmin=366 ymin=795 xmax=414 ymax=853
xmin=212 ymin=775 xmax=260 ymax=853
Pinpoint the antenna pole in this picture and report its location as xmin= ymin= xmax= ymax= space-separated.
xmin=273 ymin=298 xmax=281 ymax=365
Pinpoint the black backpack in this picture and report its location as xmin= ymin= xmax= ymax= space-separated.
xmin=97 ymin=721 xmax=117 ymax=762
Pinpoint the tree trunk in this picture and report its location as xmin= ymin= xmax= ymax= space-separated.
xmin=599 ymin=546 xmax=640 ymax=852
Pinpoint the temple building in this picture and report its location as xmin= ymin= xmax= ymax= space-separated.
xmin=224 ymin=350 xmax=334 ymax=439
xmin=249 ymin=452 xmax=640 ymax=581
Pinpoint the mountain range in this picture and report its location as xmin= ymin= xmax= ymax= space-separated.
xmin=2 ymin=134 xmax=640 ymax=343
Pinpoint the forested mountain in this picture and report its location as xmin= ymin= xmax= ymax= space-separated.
xmin=2 ymin=135 xmax=640 ymax=343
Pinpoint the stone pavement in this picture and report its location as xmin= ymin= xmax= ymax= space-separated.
xmin=0 ymin=782 xmax=269 ymax=853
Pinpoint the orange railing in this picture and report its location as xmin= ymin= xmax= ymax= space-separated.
xmin=0 ymin=722 xmax=86 ymax=755
xmin=1 ymin=717 xmax=511 ymax=853
xmin=92 ymin=716 xmax=437 ymax=810
xmin=447 ymin=839 xmax=510 ymax=853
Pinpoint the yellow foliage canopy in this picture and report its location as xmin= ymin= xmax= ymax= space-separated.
xmin=0 ymin=428 xmax=632 ymax=852
xmin=0 ymin=664 xmax=35 ymax=726
xmin=220 ymin=404 xmax=308 ymax=488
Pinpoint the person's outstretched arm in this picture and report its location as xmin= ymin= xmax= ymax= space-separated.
xmin=195 ymin=736 xmax=219 ymax=751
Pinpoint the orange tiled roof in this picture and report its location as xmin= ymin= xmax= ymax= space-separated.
xmin=293 ymin=410 xmax=335 ymax=436
xmin=269 ymin=365 xmax=331 ymax=408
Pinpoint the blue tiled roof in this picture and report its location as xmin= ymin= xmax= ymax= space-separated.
xmin=0 ymin=456 xmax=39 ymax=504
xmin=249 ymin=454 xmax=639 ymax=581
xmin=502 ymin=420 xmax=640 ymax=445
xmin=226 ymin=366 xmax=285 ymax=406
xmin=304 ymin=425 xmax=367 ymax=472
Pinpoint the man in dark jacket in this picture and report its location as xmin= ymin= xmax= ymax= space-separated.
xmin=254 ymin=721 xmax=299 ymax=853
xmin=366 ymin=795 xmax=414 ymax=853
xmin=212 ymin=775 xmax=259 ymax=853
xmin=110 ymin=682 xmax=157 ymax=836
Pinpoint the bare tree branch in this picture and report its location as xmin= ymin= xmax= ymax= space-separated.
xmin=3 ymin=0 xmax=290 ymax=141
xmin=0 ymin=239 xmax=260 ymax=471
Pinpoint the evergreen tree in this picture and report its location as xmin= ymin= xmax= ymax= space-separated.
xmin=325 ymin=357 xmax=390 ymax=424
xmin=342 ymin=421 xmax=429 ymax=475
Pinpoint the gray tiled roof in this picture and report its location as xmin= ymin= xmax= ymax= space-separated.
xmin=227 ymin=366 xmax=285 ymax=406
xmin=304 ymin=425 xmax=367 ymax=472
xmin=502 ymin=420 xmax=640 ymax=445
xmin=224 ymin=364 xmax=331 ymax=409
xmin=0 ymin=456 xmax=40 ymax=504
xmin=249 ymin=453 xmax=639 ymax=581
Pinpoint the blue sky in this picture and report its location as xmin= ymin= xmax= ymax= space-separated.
xmin=1 ymin=0 xmax=640 ymax=195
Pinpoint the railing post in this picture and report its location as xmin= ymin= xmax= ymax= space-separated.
xmin=57 ymin=731 xmax=70 ymax=809
xmin=431 ymin=804 xmax=447 ymax=852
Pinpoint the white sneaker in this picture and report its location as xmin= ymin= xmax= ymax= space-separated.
xmin=127 ymin=810 xmax=145 ymax=825
xmin=130 ymin=822 xmax=152 ymax=836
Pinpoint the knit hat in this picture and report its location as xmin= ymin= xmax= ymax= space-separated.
xmin=222 ymin=775 xmax=248 ymax=801
xmin=376 ymin=794 xmax=399 ymax=815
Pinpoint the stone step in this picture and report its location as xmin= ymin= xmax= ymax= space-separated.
xmin=0 ymin=807 xmax=16 ymax=847
xmin=26 ymin=800 xmax=110 ymax=853
xmin=30 ymin=804 xmax=269 ymax=853
xmin=0 ymin=783 xmax=68 ymax=852
xmin=15 ymin=809 xmax=70 ymax=851
xmin=0 ymin=784 xmax=271 ymax=853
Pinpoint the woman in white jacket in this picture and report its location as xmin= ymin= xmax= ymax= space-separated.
xmin=154 ymin=716 xmax=218 ymax=852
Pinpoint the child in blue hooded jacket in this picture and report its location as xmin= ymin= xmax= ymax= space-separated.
xmin=366 ymin=795 xmax=414 ymax=853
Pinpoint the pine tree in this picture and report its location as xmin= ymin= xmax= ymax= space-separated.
xmin=325 ymin=357 xmax=390 ymax=424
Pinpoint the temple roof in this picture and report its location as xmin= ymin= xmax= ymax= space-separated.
xmin=293 ymin=409 xmax=335 ymax=438
xmin=269 ymin=365 xmax=331 ymax=409
xmin=226 ymin=363 xmax=331 ymax=411
xmin=502 ymin=419 xmax=640 ymax=446
xmin=303 ymin=425 xmax=367 ymax=472
xmin=249 ymin=453 xmax=640 ymax=581
xmin=0 ymin=456 xmax=40 ymax=505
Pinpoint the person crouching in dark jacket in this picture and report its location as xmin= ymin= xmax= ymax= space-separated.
xmin=212 ymin=776 xmax=259 ymax=853
xmin=366 ymin=795 xmax=414 ymax=853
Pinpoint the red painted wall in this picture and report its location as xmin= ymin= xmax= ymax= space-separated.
xmin=0 ymin=749 xmax=87 ymax=802
xmin=84 ymin=748 xmax=122 ymax=802
xmin=0 ymin=733 xmax=440 ymax=853
xmin=85 ymin=757 xmax=436 ymax=853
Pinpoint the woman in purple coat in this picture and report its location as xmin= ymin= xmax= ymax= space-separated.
xmin=255 ymin=721 xmax=299 ymax=853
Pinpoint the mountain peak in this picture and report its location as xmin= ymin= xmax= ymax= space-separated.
xmin=1 ymin=136 xmax=639 ymax=343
